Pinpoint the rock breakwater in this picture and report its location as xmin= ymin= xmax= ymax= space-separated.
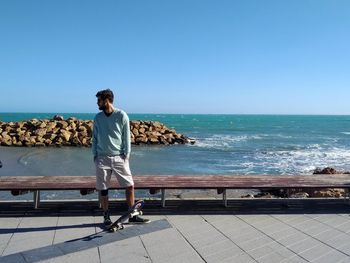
xmin=0 ymin=115 xmax=195 ymax=147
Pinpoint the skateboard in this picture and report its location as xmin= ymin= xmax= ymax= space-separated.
xmin=107 ymin=200 xmax=145 ymax=232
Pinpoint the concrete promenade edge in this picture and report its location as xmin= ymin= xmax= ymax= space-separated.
xmin=1 ymin=199 xmax=350 ymax=262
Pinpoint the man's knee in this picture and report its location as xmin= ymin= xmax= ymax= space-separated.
xmin=126 ymin=185 xmax=134 ymax=192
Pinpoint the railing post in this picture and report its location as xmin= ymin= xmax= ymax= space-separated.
xmin=161 ymin=189 xmax=166 ymax=207
xmin=34 ymin=190 xmax=40 ymax=209
xmin=223 ymin=189 xmax=227 ymax=207
xmin=98 ymin=191 xmax=102 ymax=208
xmin=347 ymin=188 xmax=350 ymax=206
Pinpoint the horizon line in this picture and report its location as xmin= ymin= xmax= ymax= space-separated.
xmin=1 ymin=112 xmax=350 ymax=116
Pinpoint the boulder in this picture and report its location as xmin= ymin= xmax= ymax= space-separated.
xmin=148 ymin=136 xmax=159 ymax=144
xmin=1 ymin=134 xmax=12 ymax=146
xmin=132 ymin=128 xmax=139 ymax=136
xmin=310 ymin=189 xmax=345 ymax=198
xmin=53 ymin=115 xmax=64 ymax=121
xmin=46 ymin=121 xmax=57 ymax=131
xmin=39 ymin=122 xmax=47 ymax=129
xmin=60 ymin=130 xmax=72 ymax=142
xmin=135 ymin=135 xmax=148 ymax=144
xmin=313 ymin=167 xmax=338 ymax=174
xmin=34 ymin=128 xmax=47 ymax=137
xmin=290 ymin=192 xmax=309 ymax=198
xmin=56 ymin=121 xmax=68 ymax=129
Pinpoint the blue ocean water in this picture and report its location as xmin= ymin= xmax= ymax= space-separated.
xmin=1 ymin=113 xmax=350 ymax=200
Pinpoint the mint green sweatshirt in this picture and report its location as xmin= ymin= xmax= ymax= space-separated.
xmin=92 ymin=109 xmax=131 ymax=158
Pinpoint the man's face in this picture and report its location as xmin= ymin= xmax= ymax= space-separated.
xmin=97 ymin=97 xmax=107 ymax=111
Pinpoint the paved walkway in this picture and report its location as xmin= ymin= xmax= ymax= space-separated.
xmin=1 ymin=200 xmax=350 ymax=262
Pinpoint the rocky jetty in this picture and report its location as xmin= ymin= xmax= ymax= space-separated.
xmin=251 ymin=167 xmax=350 ymax=199
xmin=0 ymin=115 xmax=195 ymax=147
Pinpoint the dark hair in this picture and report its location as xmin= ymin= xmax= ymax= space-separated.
xmin=96 ymin=89 xmax=114 ymax=103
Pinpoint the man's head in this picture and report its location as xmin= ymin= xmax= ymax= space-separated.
xmin=96 ymin=89 xmax=114 ymax=111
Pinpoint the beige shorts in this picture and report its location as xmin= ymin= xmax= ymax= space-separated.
xmin=95 ymin=155 xmax=134 ymax=190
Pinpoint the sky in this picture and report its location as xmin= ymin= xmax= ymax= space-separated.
xmin=0 ymin=0 xmax=349 ymax=114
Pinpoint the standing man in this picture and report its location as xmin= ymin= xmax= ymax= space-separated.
xmin=92 ymin=89 xmax=149 ymax=225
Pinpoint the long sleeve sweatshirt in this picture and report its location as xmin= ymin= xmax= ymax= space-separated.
xmin=92 ymin=109 xmax=131 ymax=158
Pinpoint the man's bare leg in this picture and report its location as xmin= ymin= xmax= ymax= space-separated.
xmin=100 ymin=195 xmax=109 ymax=212
xmin=100 ymin=191 xmax=112 ymax=225
xmin=126 ymin=185 xmax=149 ymax=223
xmin=126 ymin=186 xmax=135 ymax=208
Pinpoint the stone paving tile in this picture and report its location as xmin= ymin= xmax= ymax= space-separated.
xmin=237 ymin=215 xmax=272 ymax=224
xmin=222 ymin=225 xmax=257 ymax=239
xmin=280 ymin=255 xmax=309 ymax=263
xmin=99 ymin=236 xmax=151 ymax=263
xmin=286 ymin=237 xmax=321 ymax=254
xmin=167 ymin=215 xmax=249 ymax=262
xmin=276 ymin=232 xmax=310 ymax=247
xmin=194 ymin=239 xmax=242 ymax=258
xmin=0 ymin=253 xmax=27 ymax=263
xmin=165 ymin=251 xmax=206 ymax=263
xmin=339 ymin=257 xmax=350 ymax=263
xmin=254 ymin=222 xmax=292 ymax=235
xmin=311 ymin=215 xmax=350 ymax=227
xmin=298 ymin=243 xmax=334 ymax=262
xmin=238 ymin=236 xmax=276 ymax=252
xmin=53 ymin=216 xmax=97 ymax=244
xmin=229 ymin=229 xmax=266 ymax=244
xmin=312 ymin=249 xmax=350 ymax=263
xmin=332 ymin=222 xmax=350 ymax=234
xmin=190 ymin=234 xmax=228 ymax=248
xmin=238 ymin=215 xmax=297 ymax=240
xmin=248 ymin=243 xmax=284 ymax=260
xmin=268 ymin=227 xmax=302 ymax=240
xmin=301 ymin=224 xmax=334 ymax=237
xmin=256 ymin=251 xmax=288 ymax=263
xmin=313 ymin=228 xmax=344 ymax=242
xmin=141 ymin=228 xmax=203 ymax=263
xmin=0 ymin=218 xmax=22 ymax=256
xmin=337 ymin=243 xmax=350 ymax=256
xmin=204 ymin=248 xmax=254 ymax=263
xmin=269 ymin=244 xmax=301 ymax=259
xmin=323 ymin=233 xmax=350 ymax=249
xmin=22 ymin=245 xmax=64 ymax=262
xmin=0 ymin=217 xmax=22 ymax=228
xmin=39 ymin=247 xmax=100 ymax=263
xmin=272 ymin=215 xmax=314 ymax=226
xmin=2 ymin=217 xmax=57 ymax=256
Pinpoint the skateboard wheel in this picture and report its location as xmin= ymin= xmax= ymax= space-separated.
xmin=109 ymin=227 xmax=117 ymax=232
xmin=139 ymin=211 xmax=143 ymax=216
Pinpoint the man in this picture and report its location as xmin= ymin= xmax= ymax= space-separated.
xmin=92 ymin=89 xmax=149 ymax=225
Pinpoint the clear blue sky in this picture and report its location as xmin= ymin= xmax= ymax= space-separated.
xmin=0 ymin=0 xmax=349 ymax=114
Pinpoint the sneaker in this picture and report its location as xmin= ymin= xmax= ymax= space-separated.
xmin=128 ymin=215 xmax=150 ymax=224
xmin=103 ymin=212 xmax=112 ymax=226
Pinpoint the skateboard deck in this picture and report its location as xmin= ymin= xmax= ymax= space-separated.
xmin=108 ymin=200 xmax=145 ymax=232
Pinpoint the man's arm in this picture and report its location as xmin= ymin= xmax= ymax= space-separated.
xmin=122 ymin=112 xmax=131 ymax=159
xmin=92 ymin=117 xmax=98 ymax=160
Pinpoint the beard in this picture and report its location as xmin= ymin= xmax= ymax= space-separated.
xmin=99 ymin=104 xmax=106 ymax=111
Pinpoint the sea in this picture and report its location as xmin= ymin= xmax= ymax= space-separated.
xmin=1 ymin=113 xmax=350 ymax=200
